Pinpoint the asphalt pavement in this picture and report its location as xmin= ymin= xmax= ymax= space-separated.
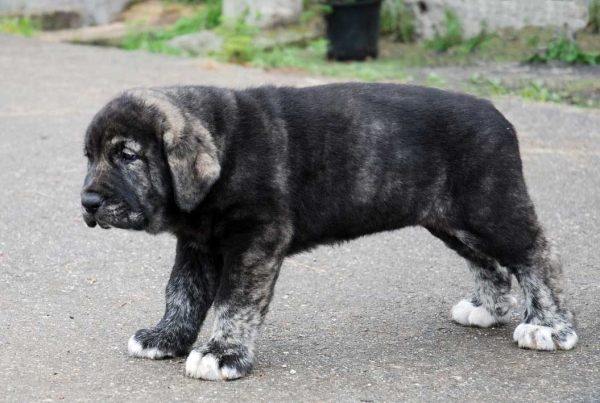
xmin=0 ymin=34 xmax=599 ymax=402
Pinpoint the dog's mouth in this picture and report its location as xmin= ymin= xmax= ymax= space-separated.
xmin=97 ymin=220 xmax=112 ymax=229
xmin=82 ymin=213 xmax=111 ymax=229
xmin=82 ymin=204 xmax=146 ymax=230
xmin=82 ymin=210 xmax=99 ymax=228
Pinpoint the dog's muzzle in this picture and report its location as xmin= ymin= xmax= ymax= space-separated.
xmin=81 ymin=191 xmax=104 ymax=228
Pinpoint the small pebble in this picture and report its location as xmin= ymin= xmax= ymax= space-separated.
xmin=290 ymin=369 xmax=297 ymax=375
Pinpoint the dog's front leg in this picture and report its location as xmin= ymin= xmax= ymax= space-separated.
xmin=185 ymin=224 xmax=290 ymax=380
xmin=128 ymin=238 xmax=220 ymax=359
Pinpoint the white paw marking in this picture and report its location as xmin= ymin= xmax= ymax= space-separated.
xmin=221 ymin=365 xmax=243 ymax=380
xmin=513 ymin=324 xmax=578 ymax=351
xmin=185 ymin=350 xmax=244 ymax=381
xmin=127 ymin=335 xmax=170 ymax=359
xmin=185 ymin=350 xmax=222 ymax=380
xmin=451 ymin=297 xmax=516 ymax=328
xmin=558 ymin=330 xmax=579 ymax=350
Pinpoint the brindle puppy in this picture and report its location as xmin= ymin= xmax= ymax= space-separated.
xmin=81 ymin=84 xmax=578 ymax=381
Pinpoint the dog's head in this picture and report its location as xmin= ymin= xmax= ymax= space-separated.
xmin=81 ymin=88 xmax=221 ymax=233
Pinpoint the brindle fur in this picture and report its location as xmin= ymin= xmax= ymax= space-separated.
xmin=81 ymin=83 xmax=577 ymax=380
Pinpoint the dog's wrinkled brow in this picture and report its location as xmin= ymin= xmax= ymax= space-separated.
xmin=109 ymin=136 xmax=142 ymax=152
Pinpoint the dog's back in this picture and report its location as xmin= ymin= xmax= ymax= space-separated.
xmin=231 ymin=84 xmax=523 ymax=254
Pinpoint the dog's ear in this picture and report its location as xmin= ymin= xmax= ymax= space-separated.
xmin=163 ymin=123 xmax=221 ymax=213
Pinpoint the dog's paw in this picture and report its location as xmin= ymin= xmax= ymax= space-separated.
xmin=451 ymin=296 xmax=517 ymax=328
xmin=185 ymin=346 xmax=252 ymax=381
xmin=513 ymin=323 xmax=578 ymax=351
xmin=128 ymin=328 xmax=190 ymax=359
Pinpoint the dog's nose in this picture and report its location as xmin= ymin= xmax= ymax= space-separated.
xmin=81 ymin=191 xmax=104 ymax=214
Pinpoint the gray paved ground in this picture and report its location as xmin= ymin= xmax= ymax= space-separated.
xmin=0 ymin=34 xmax=599 ymax=402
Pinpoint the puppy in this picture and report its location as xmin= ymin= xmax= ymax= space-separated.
xmin=81 ymin=83 xmax=578 ymax=380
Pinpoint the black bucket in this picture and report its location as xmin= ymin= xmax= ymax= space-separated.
xmin=325 ymin=0 xmax=382 ymax=61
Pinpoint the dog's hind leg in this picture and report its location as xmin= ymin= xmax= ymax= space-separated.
xmin=452 ymin=260 xmax=517 ymax=327
xmin=427 ymin=228 xmax=517 ymax=328
xmin=508 ymin=232 xmax=578 ymax=350
xmin=128 ymin=238 xmax=220 ymax=359
xmin=430 ymin=190 xmax=577 ymax=350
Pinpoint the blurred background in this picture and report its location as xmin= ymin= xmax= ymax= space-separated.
xmin=1 ymin=0 xmax=599 ymax=107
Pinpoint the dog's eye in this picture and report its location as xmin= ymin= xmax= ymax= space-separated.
xmin=121 ymin=149 xmax=138 ymax=162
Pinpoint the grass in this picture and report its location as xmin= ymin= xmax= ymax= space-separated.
xmin=108 ymin=4 xmax=600 ymax=107
xmin=250 ymin=39 xmax=409 ymax=81
xmin=301 ymin=0 xmax=332 ymax=24
xmin=467 ymin=75 xmax=600 ymax=108
xmin=121 ymin=0 xmax=221 ymax=54
xmin=117 ymin=2 xmax=593 ymax=68
xmin=422 ymin=11 xmax=495 ymax=55
xmin=518 ymin=80 xmax=563 ymax=103
xmin=460 ymin=23 xmax=495 ymax=54
xmin=164 ymin=0 xmax=214 ymax=4
xmin=380 ymin=0 xmax=415 ymax=42
xmin=0 ymin=16 xmax=37 ymax=37
xmin=214 ymin=15 xmax=261 ymax=63
xmin=528 ymin=34 xmax=600 ymax=65
xmin=424 ymin=10 xmax=463 ymax=52
xmin=259 ymin=47 xmax=599 ymax=107
xmin=589 ymin=0 xmax=600 ymax=34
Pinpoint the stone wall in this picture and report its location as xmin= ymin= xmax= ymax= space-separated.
xmin=222 ymin=0 xmax=302 ymax=28
xmin=404 ymin=0 xmax=589 ymax=39
xmin=0 ymin=0 xmax=132 ymax=28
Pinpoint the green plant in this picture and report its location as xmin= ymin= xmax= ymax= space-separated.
xmin=424 ymin=10 xmax=463 ymax=52
xmin=301 ymin=0 xmax=330 ymax=22
xmin=469 ymin=73 xmax=483 ymax=84
xmin=122 ymin=0 xmax=222 ymax=53
xmin=424 ymin=72 xmax=446 ymax=88
xmin=486 ymin=78 xmax=510 ymax=95
xmin=380 ymin=0 xmax=415 ymax=42
xmin=468 ymin=74 xmax=510 ymax=95
xmin=247 ymin=38 xmax=415 ymax=82
xmin=460 ymin=21 xmax=494 ymax=54
xmin=589 ymin=0 xmax=600 ymax=34
xmin=0 ymin=16 xmax=36 ymax=37
xmin=164 ymin=0 xmax=213 ymax=4
xmin=518 ymin=80 xmax=563 ymax=103
xmin=321 ymin=4 xmax=333 ymax=14
xmin=221 ymin=35 xmax=256 ymax=63
xmin=466 ymin=75 xmax=591 ymax=106
xmin=529 ymin=34 xmax=600 ymax=65
xmin=525 ymin=35 xmax=540 ymax=47
xmin=215 ymin=13 xmax=260 ymax=63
